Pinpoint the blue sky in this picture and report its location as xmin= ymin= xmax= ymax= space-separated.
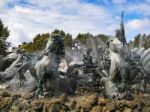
xmin=0 ymin=0 xmax=150 ymax=47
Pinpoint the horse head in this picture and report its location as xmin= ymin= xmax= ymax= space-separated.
xmin=48 ymin=34 xmax=65 ymax=55
xmin=109 ymin=37 xmax=123 ymax=53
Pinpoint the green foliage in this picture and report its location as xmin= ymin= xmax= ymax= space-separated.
xmin=50 ymin=29 xmax=72 ymax=48
xmin=22 ymin=30 xmax=110 ymax=53
xmin=95 ymin=34 xmax=109 ymax=43
xmin=133 ymin=34 xmax=140 ymax=48
xmin=0 ymin=19 xmax=10 ymax=56
xmin=21 ymin=29 xmax=73 ymax=52
xmin=32 ymin=33 xmax=49 ymax=51
xmin=52 ymin=29 xmax=65 ymax=37
xmin=21 ymin=28 xmax=150 ymax=53
xmin=143 ymin=34 xmax=150 ymax=49
xmin=51 ymin=29 xmax=73 ymax=48
xmin=64 ymin=33 xmax=72 ymax=48
xmin=131 ymin=33 xmax=150 ymax=49
xmin=128 ymin=40 xmax=134 ymax=49
xmin=21 ymin=33 xmax=49 ymax=52
xmin=76 ymin=33 xmax=92 ymax=44
xmin=21 ymin=42 xmax=34 ymax=53
xmin=76 ymin=33 xmax=109 ymax=45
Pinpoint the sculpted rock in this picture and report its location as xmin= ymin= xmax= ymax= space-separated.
xmin=100 ymin=77 xmax=120 ymax=98
xmin=0 ymin=53 xmax=23 ymax=81
xmin=0 ymin=51 xmax=37 ymax=93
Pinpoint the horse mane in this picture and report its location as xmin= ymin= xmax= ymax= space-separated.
xmin=44 ymin=38 xmax=53 ymax=52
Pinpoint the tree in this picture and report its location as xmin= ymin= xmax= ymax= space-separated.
xmin=128 ymin=33 xmax=150 ymax=49
xmin=21 ymin=33 xmax=49 ymax=52
xmin=33 ymin=34 xmax=49 ymax=51
xmin=128 ymin=40 xmax=134 ymax=49
xmin=143 ymin=35 xmax=150 ymax=49
xmin=51 ymin=29 xmax=73 ymax=48
xmin=76 ymin=33 xmax=92 ymax=45
xmin=95 ymin=34 xmax=109 ymax=43
xmin=51 ymin=29 xmax=65 ymax=37
xmin=64 ymin=33 xmax=72 ymax=48
xmin=133 ymin=34 xmax=140 ymax=48
xmin=21 ymin=42 xmax=34 ymax=52
xmin=0 ymin=19 xmax=10 ymax=56
xmin=21 ymin=29 xmax=73 ymax=52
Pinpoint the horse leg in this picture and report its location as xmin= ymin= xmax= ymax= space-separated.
xmin=36 ymin=71 xmax=46 ymax=96
xmin=17 ymin=62 xmax=30 ymax=86
xmin=0 ymin=72 xmax=6 ymax=83
xmin=29 ymin=67 xmax=37 ymax=80
xmin=69 ymin=77 xmax=78 ymax=94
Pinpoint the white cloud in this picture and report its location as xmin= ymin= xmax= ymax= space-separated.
xmin=127 ymin=18 xmax=150 ymax=29
xmin=0 ymin=0 xmax=150 ymax=46
xmin=126 ymin=18 xmax=150 ymax=40
xmin=127 ymin=3 xmax=150 ymax=16
xmin=0 ymin=0 xmax=118 ymax=47
xmin=112 ymin=0 xmax=127 ymax=4
xmin=0 ymin=0 xmax=7 ymax=7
